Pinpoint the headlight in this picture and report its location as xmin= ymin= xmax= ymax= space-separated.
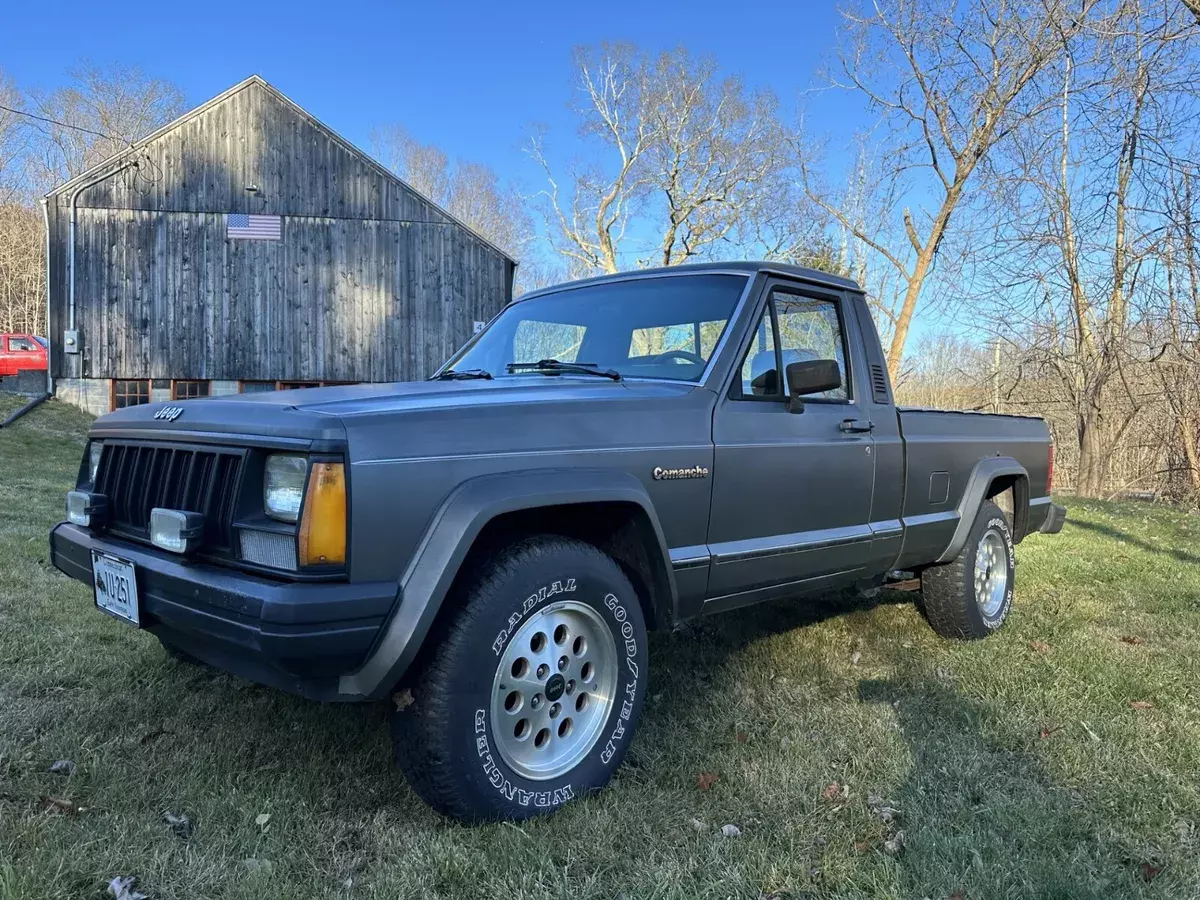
xmin=88 ymin=441 xmax=104 ymax=484
xmin=264 ymin=454 xmax=308 ymax=522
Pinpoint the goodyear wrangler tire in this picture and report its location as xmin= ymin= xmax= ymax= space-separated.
xmin=390 ymin=536 xmax=649 ymax=822
xmin=919 ymin=500 xmax=1015 ymax=640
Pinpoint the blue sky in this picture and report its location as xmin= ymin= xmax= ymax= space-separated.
xmin=0 ymin=0 xmax=849 ymax=195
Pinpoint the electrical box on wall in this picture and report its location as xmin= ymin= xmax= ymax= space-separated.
xmin=64 ymin=330 xmax=81 ymax=354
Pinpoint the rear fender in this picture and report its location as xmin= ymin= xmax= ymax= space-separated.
xmin=935 ymin=457 xmax=1029 ymax=564
xmin=337 ymin=469 xmax=676 ymax=700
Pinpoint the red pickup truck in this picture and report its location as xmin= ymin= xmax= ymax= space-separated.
xmin=0 ymin=334 xmax=48 ymax=377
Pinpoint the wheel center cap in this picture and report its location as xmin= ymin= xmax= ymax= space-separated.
xmin=545 ymin=673 xmax=566 ymax=702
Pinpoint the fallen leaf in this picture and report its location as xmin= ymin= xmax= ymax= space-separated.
xmin=1139 ymin=862 xmax=1162 ymax=883
xmin=1029 ymin=640 xmax=1051 ymax=653
xmin=883 ymin=830 xmax=905 ymax=857
xmin=139 ymin=727 xmax=173 ymax=745
xmin=1130 ymin=700 xmax=1154 ymax=710
xmin=821 ymin=781 xmax=841 ymax=801
xmin=854 ymin=840 xmax=870 ymax=852
xmin=949 ymin=892 xmax=966 ymax=900
xmin=244 ymin=858 xmax=274 ymax=875
xmin=163 ymin=811 xmax=193 ymax=840
xmin=107 ymin=875 xmax=149 ymax=900
xmin=41 ymin=796 xmax=77 ymax=815
xmin=392 ymin=688 xmax=415 ymax=712
xmin=850 ymin=651 xmax=862 ymax=666
xmin=697 ymin=771 xmax=719 ymax=791
xmin=721 ymin=823 xmax=741 ymax=837
xmin=735 ymin=731 xmax=748 ymax=744
xmin=48 ymin=759 xmax=76 ymax=776
xmin=1038 ymin=725 xmax=1063 ymax=740
xmin=690 ymin=817 xmax=706 ymax=832
xmin=1120 ymin=635 xmax=1145 ymax=645
xmin=254 ymin=812 xmax=271 ymax=827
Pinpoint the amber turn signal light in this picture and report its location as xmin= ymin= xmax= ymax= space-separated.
xmin=298 ymin=462 xmax=347 ymax=566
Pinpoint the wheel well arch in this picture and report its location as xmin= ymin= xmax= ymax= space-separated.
xmin=986 ymin=473 xmax=1030 ymax=542
xmin=455 ymin=501 xmax=672 ymax=632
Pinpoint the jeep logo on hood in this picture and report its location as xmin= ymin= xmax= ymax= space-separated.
xmin=154 ymin=406 xmax=184 ymax=423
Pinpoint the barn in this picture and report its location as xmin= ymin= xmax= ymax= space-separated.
xmin=44 ymin=75 xmax=516 ymax=414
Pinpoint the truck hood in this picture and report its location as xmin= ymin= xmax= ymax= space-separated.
xmin=89 ymin=378 xmax=716 ymax=459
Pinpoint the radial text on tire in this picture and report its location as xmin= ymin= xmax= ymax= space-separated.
xmin=390 ymin=535 xmax=649 ymax=822
xmin=919 ymin=499 xmax=1016 ymax=640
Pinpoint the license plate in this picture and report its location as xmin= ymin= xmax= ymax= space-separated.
xmin=92 ymin=551 xmax=140 ymax=626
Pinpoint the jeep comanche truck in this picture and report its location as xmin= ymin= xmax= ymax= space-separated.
xmin=51 ymin=262 xmax=1066 ymax=821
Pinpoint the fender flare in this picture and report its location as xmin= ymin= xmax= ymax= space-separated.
xmin=338 ymin=468 xmax=677 ymax=700
xmin=935 ymin=457 xmax=1029 ymax=564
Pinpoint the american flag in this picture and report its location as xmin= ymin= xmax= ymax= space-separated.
xmin=227 ymin=213 xmax=282 ymax=241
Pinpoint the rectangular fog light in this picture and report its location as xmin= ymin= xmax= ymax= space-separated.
xmin=150 ymin=508 xmax=205 ymax=554
xmin=67 ymin=490 xmax=107 ymax=528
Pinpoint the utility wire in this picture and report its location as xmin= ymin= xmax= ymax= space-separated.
xmin=0 ymin=103 xmax=115 ymax=140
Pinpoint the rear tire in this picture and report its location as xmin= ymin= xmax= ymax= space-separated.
xmin=390 ymin=536 xmax=649 ymax=822
xmin=920 ymin=500 xmax=1015 ymax=640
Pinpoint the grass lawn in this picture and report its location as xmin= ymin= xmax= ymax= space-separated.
xmin=1 ymin=396 xmax=1199 ymax=900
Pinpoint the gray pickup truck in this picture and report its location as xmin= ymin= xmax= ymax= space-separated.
xmin=51 ymin=262 xmax=1065 ymax=821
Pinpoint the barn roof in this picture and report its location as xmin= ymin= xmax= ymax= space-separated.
xmin=45 ymin=74 xmax=517 ymax=264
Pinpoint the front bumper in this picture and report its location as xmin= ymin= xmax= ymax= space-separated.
xmin=50 ymin=522 xmax=397 ymax=701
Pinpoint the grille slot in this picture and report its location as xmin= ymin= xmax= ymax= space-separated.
xmin=96 ymin=442 xmax=245 ymax=551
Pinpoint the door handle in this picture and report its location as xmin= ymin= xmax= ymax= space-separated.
xmin=839 ymin=418 xmax=874 ymax=433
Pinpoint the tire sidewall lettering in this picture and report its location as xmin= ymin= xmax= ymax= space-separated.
xmin=475 ymin=579 xmax=643 ymax=813
xmin=980 ymin=515 xmax=1015 ymax=628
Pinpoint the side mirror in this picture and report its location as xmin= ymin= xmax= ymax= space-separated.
xmin=785 ymin=359 xmax=841 ymax=412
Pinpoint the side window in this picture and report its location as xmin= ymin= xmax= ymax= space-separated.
xmin=8 ymin=337 xmax=36 ymax=352
xmin=513 ymin=320 xmax=585 ymax=363
xmin=739 ymin=307 xmax=779 ymax=397
xmin=736 ymin=292 xmax=851 ymax=401
xmin=773 ymin=293 xmax=850 ymax=401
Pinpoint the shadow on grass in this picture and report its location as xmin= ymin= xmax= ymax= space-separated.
xmin=855 ymin=672 xmax=1162 ymax=898
xmin=1069 ymin=518 xmax=1200 ymax=566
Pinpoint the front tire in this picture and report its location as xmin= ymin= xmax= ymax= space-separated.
xmin=920 ymin=500 xmax=1015 ymax=640
xmin=391 ymin=536 xmax=649 ymax=822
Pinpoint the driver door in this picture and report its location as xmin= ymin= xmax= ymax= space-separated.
xmin=704 ymin=282 xmax=877 ymax=610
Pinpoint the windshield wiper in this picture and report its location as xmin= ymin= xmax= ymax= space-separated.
xmin=434 ymin=368 xmax=493 ymax=381
xmin=505 ymin=359 xmax=622 ymax=381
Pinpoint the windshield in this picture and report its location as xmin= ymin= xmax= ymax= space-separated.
xmin=444 ymin=273 xmax=747 ymax=382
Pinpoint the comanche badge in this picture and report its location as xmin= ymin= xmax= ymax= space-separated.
xmin=652 ymin=465 xmax=709 ymax=481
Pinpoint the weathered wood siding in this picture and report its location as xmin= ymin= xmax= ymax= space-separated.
xmin=48 ymin=78 xmax=514 ymax=381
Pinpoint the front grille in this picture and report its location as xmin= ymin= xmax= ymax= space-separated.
xmin=96 ymin=442 xmax=245 ymax=551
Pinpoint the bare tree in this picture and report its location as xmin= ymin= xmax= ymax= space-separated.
xmin=0 ymin=70 xmax=32 ymax=204
xmin=531 ymin=43 xmax=788 ymax=274
xmin=372 ymin=123 xmax=533 ymax=267
xmin=26 ymin=63 xmax=185 ymax=190
xmin=0 ymin=203 xmax=44 ymax=334
xmin=799 ymin=0 xmax=1099 ymax=380
xmin=962 ymin=0 xmax=1199 ymax=497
